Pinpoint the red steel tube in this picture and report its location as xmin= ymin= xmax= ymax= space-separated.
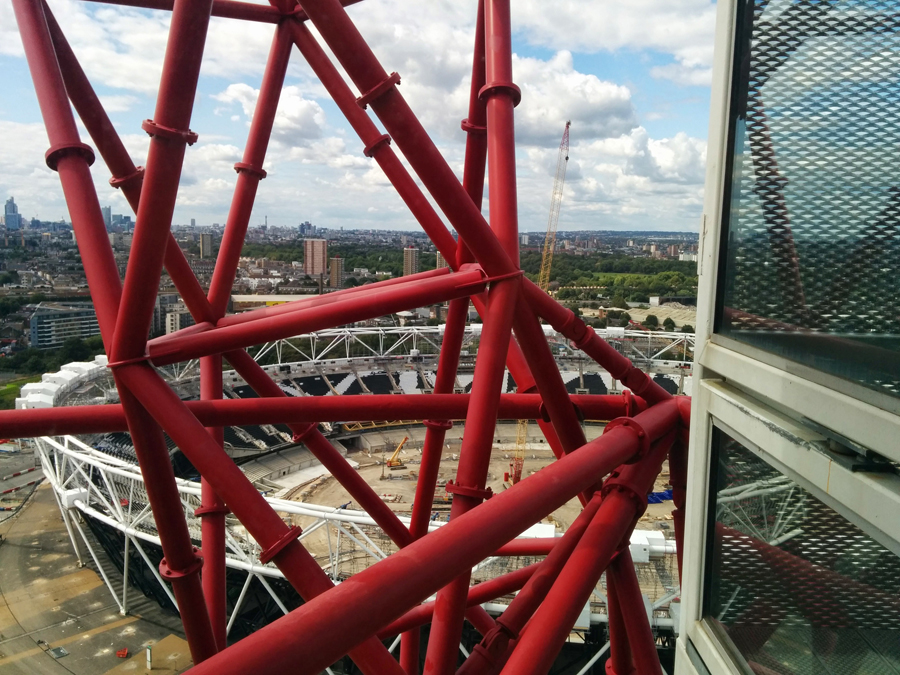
xmin=0 ymin=394 xmax=643 ymax=438
xmin=207 ymin=23 xmax=293 ymax=318
xmin=605 ymin=567 xmax=634 ymax=675
xmin=499 ymin=433 xmax=677 ymax=675
xmin=403 ymin=297 xmax=469 ymax=674
xmin=0 ymin=393 xmax=640 ymax=439
xmin=607 ymin=549 xmax=663 ymax=675
xmin=83 ymin=0 xmax=364 ymax=22
xmin=218 ymin=267 xmax=449 ymax=328
xmin=288 ymin=20 xmax=458 ymax=269
xmin=44 ymin=5 xmax=217 ymax=326
xmin=482 ymin=0 xmax=519 ymax=265
xmin=199 ymin=355 xmax=228 ymax=649
xmin=115 ymin=363 xmax=404 ymax=674
xmin=109 ymin=0 xmax=215 ymax=362
xmin=523 ymin=281 xmax=674 ymax=405
xmin=380 ymin=564 xmax=539 ymax=641
xmin=297 ymin=0 xmax=517 ymax=279
xmin=425 ymin=278 xmax=520 ymax=675
xmin=511 ymin=304 xmax=587 ymax=456
xmin=13 ymin=0 xmax=121 ymax=345
xmin=116 ymin=383 xmax=218 ymax=662
xmin=148 ymin=267 xmax=487 ymax=365
xmin=183 ymin=401 xmax=676 ymax=675
xmin=224 ymin=348 xmax=412 ymax=548
xmin=14 ymin=0 xmax=216 ymax=661
xmin=457 ymin=494 xmax=604 ymax=675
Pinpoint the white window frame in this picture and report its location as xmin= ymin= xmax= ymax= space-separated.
xmin=676 ymin=0 xmax=900 ymax=672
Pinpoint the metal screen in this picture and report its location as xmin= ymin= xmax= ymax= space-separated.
xmin=717 ymin=0 xmax=900 ymax=398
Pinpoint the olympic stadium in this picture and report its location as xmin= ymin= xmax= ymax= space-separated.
xmin=15 ymin=325 xmax=693 ymax=672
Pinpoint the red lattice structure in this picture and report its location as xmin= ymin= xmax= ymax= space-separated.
xmin=7 ymin=0 xmax=690 ymax=673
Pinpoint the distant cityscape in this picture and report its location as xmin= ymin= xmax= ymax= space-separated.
xmin=0 ymin=194 xmax=699 ymax=385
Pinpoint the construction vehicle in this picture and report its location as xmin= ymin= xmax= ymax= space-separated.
xmin=511 ymin=122 xmax=571 ymax=486
xmin=386 ymin=436 xmax=409 ymax=470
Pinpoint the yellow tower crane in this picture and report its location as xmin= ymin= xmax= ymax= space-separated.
xmin=511 ymin=121 xmax=571 ymax=486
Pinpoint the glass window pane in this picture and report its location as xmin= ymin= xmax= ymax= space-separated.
xmin=716 ymin=0 xmax=900 ymax=398
xmin=704 ymin=429 xmax=900 ymax=674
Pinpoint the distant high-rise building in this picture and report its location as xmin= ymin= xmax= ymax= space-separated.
xmin=435 ymin=251 xmax=448 ymax=269
xmin=29 ymin=302 xmax=100 ymax=349
xmin=304 ymin=238 xmax=328 ymax=276
xmin=299 ymin=221 xmax=316 ymax=236
xmin=200 ymin=233 xmax=213 ymax=259
xmin=403 ymin=246 xmax=420 ymax=276
xmin=330 ymin=257 xmax=344 ymax=288
xmin=101 ymin=206 xmax=112 ymax=231
xmin=520 ymin=234 xmax=530 ymax=246
xmin=4 ymin=197 xmax=22 ymax=231
xmin=165 ymin=307 xmax=195 ymax=335
xmin=190 ymin=218 xmax=196 ymax=228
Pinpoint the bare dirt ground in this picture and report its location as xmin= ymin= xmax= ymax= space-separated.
xmin=283 ymin=427 xmax=675 ymax=572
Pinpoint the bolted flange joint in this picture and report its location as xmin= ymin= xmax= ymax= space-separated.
xmin=291 ymin=423 xmax=318 ymax=444
xmin=142 ymin=119 xmax=198 ymax=145
xmin=109 ymin=166 xmax=144 ymax=190
xmin=363 ymin=134 xmax=391 ymax=158
xmin=194 ymin=503 xmax=230 ymax=517
xmin=478 ymin=80 xmax=522 ymax=107
xmin=602 ymin=417 xmax=650 ymax=464
xmin=45 ymin=142 xmax=95 ymax=171
xmin=159 ymin=546 xmax=203 ymax=581
xmin=423 ymin=419 xmax=453 ymax=431
xmin=460 ymin=118 xmax=487 ymax=135
xmin=602 ymin=469 xmax=650 ymax=526
xmin=356 ymin=72 xmax=401 ymax=109
xmin=259 ymin=525 xmax=303 ymax=565
xmin=234 ymin=162 xmax=267 ymax=180
xmin=446 ymin=480 xmax=492 ymax=501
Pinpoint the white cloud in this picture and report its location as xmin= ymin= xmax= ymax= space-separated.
xmin=214 ymin=84 xmax=326 ymax=146
xmin=514 ymin=51 xmax=636 ymax=145
xmin=514 ymin=0 xmax=718 ymax=85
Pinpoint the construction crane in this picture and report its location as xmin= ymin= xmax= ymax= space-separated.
xmin=510 ymin=122 xmax=571 ymax=486
xmin=386 ymin=436 xmax=409 ymax=469
xmin=537 ymin=121 xmax=571 ymax=293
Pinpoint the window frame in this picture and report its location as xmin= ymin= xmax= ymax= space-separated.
xmin=677 ymin=0 xmax=900 ymax=672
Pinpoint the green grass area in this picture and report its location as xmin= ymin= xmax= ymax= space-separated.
xmin=0 ymin=374 xmax=42 ymax=410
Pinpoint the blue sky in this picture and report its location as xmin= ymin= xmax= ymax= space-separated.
xmin=0 ymin=0 xmax=718 ymax=232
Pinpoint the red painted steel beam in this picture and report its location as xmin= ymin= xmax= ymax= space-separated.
xmin=288 ymin=20 xmax=458 ymax=269
xmin=148 ymin=267 xmax=488 ymax=365
xmin=217 ymin=267 xmax=449 ymax=328
xmin=297 ymin=0 xmax=517 ymax=278
xmin=207 ymin=23 xmax=293 ymax=318
xmin=44 ymin=3 xmax=218 ymax=326
xmin=13 ymin=0 xmax=217 ymax=662
xmin=199 ymin=355 xmax=228 ymax=649
xmin=523 ymin=281 xmax=674 ymax=405
xmin=224 ymin=348 xmax=413 ymax=547
xmin=403 ymin=297 xmax=469 ymax=673
xmin=0 ymin=393 xmax=642 ymax=438
xmin=607 ymin=549 xmax=663 ymax=675
xmin=425 ymin=278 xmax=520 ymax=675
xmin=499 ymin=432 xmax=677 ymax=675
xmin=109 ymin=0 xmax=214 ymax=363
xmin=379 ymin=564 xmax=539 ymax=641
xmin=80 ymin=0 xmax=364 ymax=23
xmin=183 ymin=399 xmax=678 ymax=675
xmin=458 ymin=494 xmax=604 ymax=675
xmin=605 ymin=568 xmax=635 ymax=675
xmin=115 ymin=363 xmax=405 ymax=675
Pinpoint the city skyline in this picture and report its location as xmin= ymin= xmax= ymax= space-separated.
xmin=0 ymin=1 xmax=714 ymax=234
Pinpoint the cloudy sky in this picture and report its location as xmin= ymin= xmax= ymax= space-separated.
xmin=0 ymin=0 xmax=717 ymax=233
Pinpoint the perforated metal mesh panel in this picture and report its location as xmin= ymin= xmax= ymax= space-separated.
xmin=704 ymin=430 xmax=900 ymax=674
xmin=717 ymin=0 xmax=900 ymax=397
